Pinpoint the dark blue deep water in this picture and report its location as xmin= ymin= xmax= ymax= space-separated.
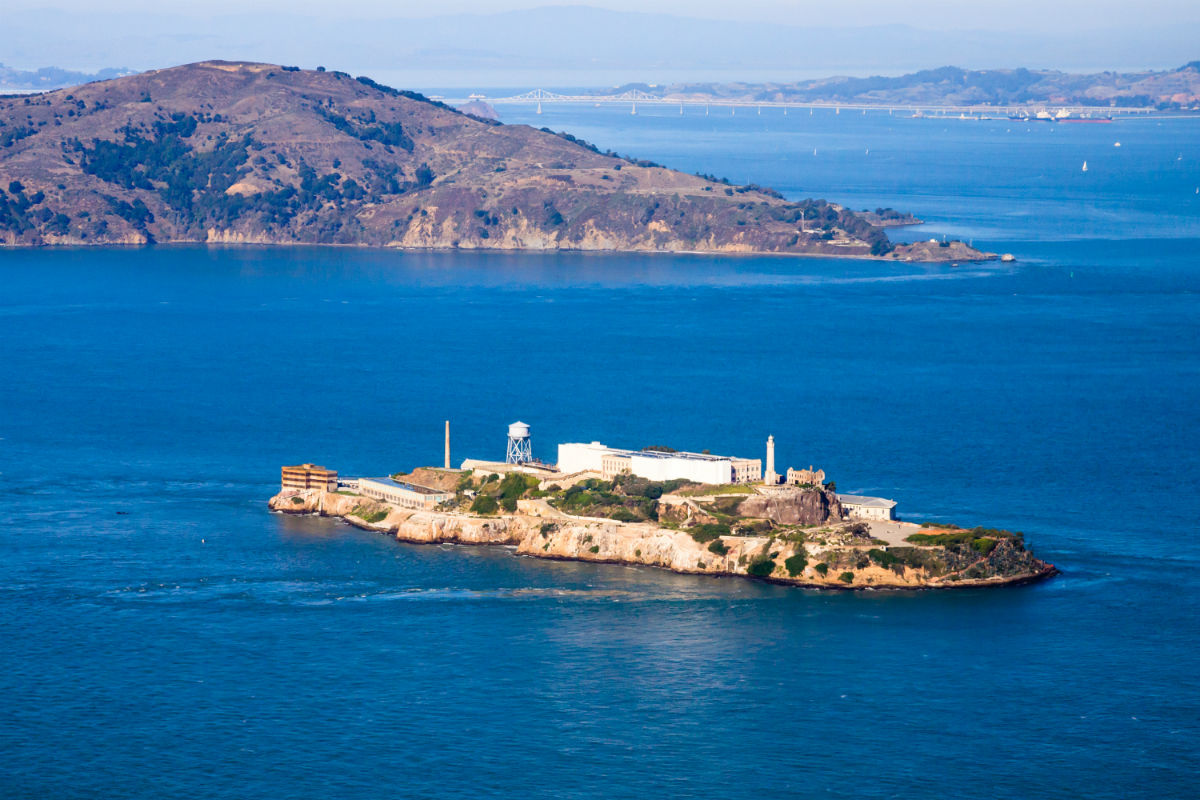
xmin=2 ymin=107 xmax=1199 ymax=799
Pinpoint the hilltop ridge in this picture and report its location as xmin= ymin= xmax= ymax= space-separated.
xmin=0 ymin=61 xmax=984 ymax=260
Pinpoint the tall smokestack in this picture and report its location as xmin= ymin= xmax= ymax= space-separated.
xmin=445 ymin=420 xmax=451 ymax=469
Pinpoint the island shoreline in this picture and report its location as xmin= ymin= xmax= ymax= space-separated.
xmin=270 ymin=488 xmax=1057 ymax=592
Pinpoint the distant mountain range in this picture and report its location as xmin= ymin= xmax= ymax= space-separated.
xmin=0 ymin=63 xmax=134 ymax=91
xmin=2 ymin=6 xmax=1198 ymax=83
xmin=613 ymin=64 xmax=1200 ymax=110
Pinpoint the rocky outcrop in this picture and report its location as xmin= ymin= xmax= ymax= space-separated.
xmin=269 ymin=489 xmax=1056 ymax=590
xmin=737 ymin=487 xmax=842 ymax=525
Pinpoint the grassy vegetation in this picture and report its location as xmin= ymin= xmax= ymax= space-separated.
xmin=784 ymin=553 xmax=808 ymax=576
xmin=350 ymin=505 xmax=389 ymax=524
xmin=541 ymin=475 xmax=678 ymax=523
xmin=868 ymin=548 xmax=898 ymax=568
xmin=470 ymin=495 xmax=499 ymax=515
xmin=907 ymin=526 xmax=1019 ymax=546
xmin=688 ymin=523 xmax=731 ymax=544
xmin=676 ymin=483 xmax=756 ymax=497
xmin=815 ymin=563 xmax=829 ymax=576
xmin=290 ymin=496 xmax=305 ymax=504
xmin=838 ymin=571 xmax=855 ymax=584
xmin=972 ymin=537 xmax=999 ymax=555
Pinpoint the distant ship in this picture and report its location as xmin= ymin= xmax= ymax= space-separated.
xmin=1082 ymin=161 xmax=1089 ymax=172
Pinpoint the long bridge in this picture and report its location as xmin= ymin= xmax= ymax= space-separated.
xmin=484 ymin=89 xmax=1155 ymax=116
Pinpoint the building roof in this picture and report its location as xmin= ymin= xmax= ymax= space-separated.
xmin=561 ymin=442 xmax=745 ymax=463
xmin=361 ymin=477 xmax=447 ymax=495
xmin=837 ymin=494 xmax=897 ymax=509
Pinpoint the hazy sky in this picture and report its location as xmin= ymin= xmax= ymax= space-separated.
xmin=7 ymin=0 xmax=1200 ymax=31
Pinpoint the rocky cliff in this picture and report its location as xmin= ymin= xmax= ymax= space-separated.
xmin=0 ymin=61 xmax=990 ymax=262
xmin=269 ymin=488 xmax=1056 ymax=590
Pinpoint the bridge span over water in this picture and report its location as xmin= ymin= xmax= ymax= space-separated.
xmin=485 ymin=89 xmax=1154 ymax=117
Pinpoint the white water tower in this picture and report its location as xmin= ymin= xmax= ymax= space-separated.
xmin=506 ymin=421 xmax=533 ymax=464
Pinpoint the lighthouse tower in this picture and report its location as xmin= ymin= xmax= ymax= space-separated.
xmin=765 ymin=435 xmax=779 ymax=485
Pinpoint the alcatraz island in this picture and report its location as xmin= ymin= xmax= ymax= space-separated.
xmin=0 ymin=60 xmax=990 ymax=261
xmin=269 ymin=422 xmax=1056 ymax=591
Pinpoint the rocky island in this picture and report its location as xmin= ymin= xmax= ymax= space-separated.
xmin=269 ymin=452 xmax=1056 ymax=591
xmin=0 ymin=60 xmax=989 ymax=261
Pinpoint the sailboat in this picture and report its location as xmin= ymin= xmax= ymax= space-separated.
xmin=1082 ymin=161 xmax=1088 ymax=172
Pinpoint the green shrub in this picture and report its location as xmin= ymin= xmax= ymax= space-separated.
xmin=907 ymin=531 xmax=972 ymax=547
xmin=746 ymin=557 xmax=776 ymax=577
xmin=290 ymin=496 xmax=305 ymax=504
xmin=470 ymin=495 xmax=499 ymax=515
xmin=971 ymin=537 xmax=998 ymax=554
xmin=707 ymin=539 xmax=730 ymax=556
xmin=784 ymin=553 xmax=808 ymax=576
xmin=540 ymin=522 xmax=558 ymax=536
xmin=588 ymin=545 xmax=600 ymax=554
xmin=815 ymin=562 xmax=829 ymax=576
xmin=838 ymin=571 xmax=855 ymax=584
xmin=500 ymin=496 xmax=518 ymax=513
xmin=689 ymin=523 xmax=731 ymax=543
xmin=610 ymin=508 xmax=638 ymax=522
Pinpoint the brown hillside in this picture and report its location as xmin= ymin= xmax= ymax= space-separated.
xmin=0 ymin=61 xmax=985 ymax=260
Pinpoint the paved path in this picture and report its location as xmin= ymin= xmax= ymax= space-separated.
xmin=867 ymin=520 xmax=922 ymax=547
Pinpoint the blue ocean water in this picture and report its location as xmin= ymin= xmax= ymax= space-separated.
xmin=2 ymin=107 xmax=1199 ymax=799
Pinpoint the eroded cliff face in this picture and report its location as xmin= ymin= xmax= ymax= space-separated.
xmin=269 ymin=489 xmax=1055 ymax=590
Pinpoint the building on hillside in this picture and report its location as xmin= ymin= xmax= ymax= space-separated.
xmin=556 ymin=442 xmax=761 ymax=485
xmin=787 ymin=466 xmax=827 ymax=486
xmin=732 ymin=457 xmax=763 ymax=483
xmin=838 ymin=494 xmax=897 ymax=521
xmin=281 ymin=463 xmax=338 ymax=492
xmin=358 ymin=477 xmax=452 ymax=510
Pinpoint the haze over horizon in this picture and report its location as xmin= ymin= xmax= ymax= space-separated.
xmin=3 ymin=2 xmax=1198 ymax=88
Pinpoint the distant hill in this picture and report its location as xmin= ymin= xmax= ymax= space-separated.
xmin=0 ymin=62 xmax=974 ymax=260
xmin=0 ymin=63 xmax=134 ymax=91
xmin=635 ymin=64 xmax=1200 ymax=110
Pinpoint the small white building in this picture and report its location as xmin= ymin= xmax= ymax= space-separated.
xmin=838 ymin=494 xmax=898 ymax=521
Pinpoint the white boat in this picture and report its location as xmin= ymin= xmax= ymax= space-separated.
xmin=1082 ymin=161 xmax=1088 ymax=172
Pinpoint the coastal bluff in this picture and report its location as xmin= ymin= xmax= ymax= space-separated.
xmin=0 ymin=61 xmax=990 ymax=262
xmin=268 ymin=486 xmax=1056 ymax=591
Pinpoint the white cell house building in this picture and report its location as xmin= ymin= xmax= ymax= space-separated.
xmin=556 ymin=442 xmax=761 ymax=485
